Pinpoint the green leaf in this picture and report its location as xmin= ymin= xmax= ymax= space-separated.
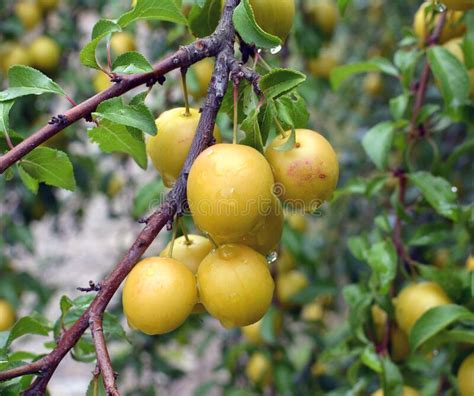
xmin=88 ymin=120 xmax=147 ymax=169
xmin=274 ymin=93 xmax=308 ymax=130
xmin=389 ymin=94 xmax=408 ymax=120
xmin=361 ymin=345 xmax=382 ymax=373
xmin=240 ymin=108 xmax=264 ymax=153
xmin=7 ymin=316 xmax=50 ymax=347
xmin=0 ymin=101 xmax=14 ymax=134
xmin=366 ymin=240 xmax=397 ymax=294
xmin=232 ymin=0 xmax=281 ymax=49
xmin=330 ymin=58 xmax=399 ymax=90
xmin=188 ymin=0 xmax=221 ymax=38
xmin=427 ymin=46 xmax=470 ymax=109
xmin=410 ymin=304 xmax=474 ymax=350
xmin=60 ymin=295 xmax=74 ymax=322
xmin=407 ymin=222 xmax=450 ymax=246
xmin=259 ymin=68 xmax=306 ymax=99
xmin=94 ymin=97 xmax=157 ymax=135
xmin=260 ymin=306 xmax=278 ymax=343
xmin=361 ymin=121 xmax=395 ymax=170
xmin=86 ymin=375 xmax=106 ymax=396
xmin=118 ymin=0 xmax=187 ymax=27
xmin=132 ymin=180 xmax=165 ymax=219
xmin=462 ymin=34 xmax=474 ymax=69
xmin=17 ymin=165 xmax=39 ymax=194
xmin=258 ymin=101 xmax=276 ymax=145
xmin=343 ymin=284 xmax=372 ymax=343
xmin=0 ymin=66 xmax=65 ymax=101
xmin=408 ymin=171 xmax=459 ymax=221
xmin=274 ymin=364 xmax=295 ymax=395
xmin=111 ymin=51 xmax=153 ymax=74
xmin=337 ymin=0 xmax=352 ymax=15
xmin=426 ymin=328 xmax=474 ymax=348
xmin=348 ymin=236 xmax=369 ymax=261
xmin=21 ymin=147 xmax=76 ymax=191
xmin=103 ymin=312 xmax=127 ymax=340
xmin=394 ymin=48 xmax=421 ymax=89
xmin=381 ymin=357 xmax=403 ymax=396
xmin=80 ymin=19 xmax=121 ymax=70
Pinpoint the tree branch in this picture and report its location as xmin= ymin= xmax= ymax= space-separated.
xmin=90 ymin=314 xmax=119 ymax=396
xmin=0 ymin=11 xmax=225 ymax=174
xmin=396 ymin=10 xmax=448 ymax=271
xmin=408 ymin=11 xmax=447 ymax=141
xmin=0 ymin=1 xmax=239 ymax=393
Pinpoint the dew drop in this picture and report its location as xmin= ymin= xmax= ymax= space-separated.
xmin=266 ymin=251 xmax=278 ymax=264
xmin=270 ymin=45 xmax=282 ymax=55
xmin=451 ymin=186 xmax=458 ymax=193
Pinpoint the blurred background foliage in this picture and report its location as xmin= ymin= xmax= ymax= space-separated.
xmin=0 ymin=0 xmax=473 ymax=395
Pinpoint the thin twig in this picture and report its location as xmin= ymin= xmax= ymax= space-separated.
xmin=3 ymin=129 xmax=14 ymax=150
xmin=0 ymin=27 xmax=227 ymax=174
xmin=391 ymin=170 xmax=417 ymax=275
xmin=408 ymin=11 xmax=447 ymax=141
xmin=395 ymin=9 xmax=447 ymax=272
xmin=90 ymin=314 xmax=119 ymax=396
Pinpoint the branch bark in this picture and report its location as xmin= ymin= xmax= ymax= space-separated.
xmin=395 ymin=10 xmax=448 ymax=270
xmin=408 ymin=11 xmax=447 ymax=141
xmin=0 ymin=1 xmax=239 ymax=394
xmin=90 ymin=314 xmax=119 ymax=396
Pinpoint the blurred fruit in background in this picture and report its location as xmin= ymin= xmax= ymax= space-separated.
xmin=110 ymin=32 xmax=136 ymax=56
xmin=14 ymin=1 xmax=42 ymax=30
xmin=29 ymin=36 xmax=61 ymax=72
xmin=0 ymin=300 xmax=16 ymax=331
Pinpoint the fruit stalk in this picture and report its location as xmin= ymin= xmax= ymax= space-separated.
xmin=0 ymin=0 xmax=239 ymax=393
xmin=180 ymin=67 xmax=191 ymax=116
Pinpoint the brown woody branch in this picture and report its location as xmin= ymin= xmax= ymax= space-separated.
xmin=0 ymin=12 xmax=224 ymax=174
xmin=0 ymin=1 xmax=239 ymax=394
xmin=408 ymin=10 xmax=447 ymax=141
xmin=393 ymin=10 xmax=447 ymax=269
xmin=90 ymin=314 xmax=118 ymax=396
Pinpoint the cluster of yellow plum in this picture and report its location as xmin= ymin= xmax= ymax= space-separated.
xmin=122 ymin=97 xmax=338 ymax=335
xmin=0 ymin=0 xmax=61 ymax=75
xmin=122 ymin=0 xmax=338 ymax=375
